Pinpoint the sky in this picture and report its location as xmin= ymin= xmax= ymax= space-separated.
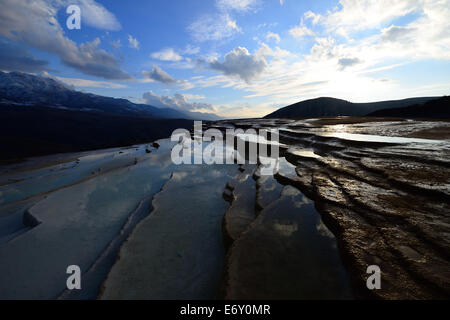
xmin=0 ymin=0 xmax=449 ymax=118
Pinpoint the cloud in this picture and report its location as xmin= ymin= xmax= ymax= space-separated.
xmin=151 ymin=48 xmax=183 ymax=61
xmin=0 ymin=0 xmax=130 ymax=80
xmin=304 ymin=11 xmax=322 ymax=25
xmin=338 ymin=57 xmax=361 ymax=70
xmin=209 ymin=47 xmax=267 ymax=82
xmin=46 ymin=74 xmax=128 ymax=89
xmin=216 ymin=0 xmax=260 ymax=12
xmin=183 ymin=94 xmax=205 ymax=100
xmin=183 ymin=45 xmax=200 ymax=55
xmin=128 ymin=35 xmax=139 ymax=50
xmin=256 ymin=43 xmax=292 ymax=59
xmin=141 ymin=65 xmax=176 ymax=84
xmin=110 ymin=39 xmax=121 ymax=49
xmin=381 ymin=25 xmax=416 ymax=42
xmin=149 ymin=47 xmax=200 ymax=69
xmin=188 ymin=0 xmax=262 ymax=42
xmin=178 ymin=80 xmax=195 ymax=90
xmin=140 ymin=68 xmax=195 ymax=89
xmin=299 ymin=0 xmax=450 ymax=62
xmin=289 ymin=22 xmax=315 ymax=39
xmin=188 ymin=14 xmax=241 ymax=42
xmin=65 ymin=38 xmax=131 ymax=79
xmin=69 ymin=0 xmax=121 ymax=31
xmin=310 ymin=37 xmax=338 ymax=60
xmin=0 ymin=40 xmax=49 ymax=73
xmin=142 ymin=90 xmax=216 ymax=112
xmin=314 ymin=0 xmax=421 ymax=36
xmin=266 ymin=32 xmax=280 ymax=44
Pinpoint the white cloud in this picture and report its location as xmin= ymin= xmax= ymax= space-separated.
xmin=183 ymin=94 xmax=206 ymax=100
xmin=299 ymin=0 xmax=450 ymax=63
xmin=216 ymin=0 xmax=260 ymax=12
xmin=266 ymin=32 xmax=281 ymax=44
xmin=183 ymin=45 xmax=200 ymax=55
xmin=178 ymin=79 xmax=196 ymax=90
xmin=304 ymin=11 xmax=322 ymax=25
xmin=128 ymin=35 xmax=139 ymax=50
xmin=188 ymin=14 xmax=241 ymax=42
xmin=151 ymin=48 xmax=183 ymax=61
xmin=189 ymin=0 xmax=260 ymax=42
xmin=143 ymin=90 xmax=216 ymax=112
xmin=289 ymin=21 xmax=315 ymax=39
xmin=317 ymin=0 xmax=421 ymax=36
xmin=70 ymin=0 xmax=121 ymax=31
xmin=256 ymin=43 xmax=292 ymax=59
xmin=256 ymin=22 xmax=278 ymax=30
xmin=209 ymin=47 xmax=267 ymax=82
xmin=51 ymin=75 xmax=128 ymax=89
xmin=141 ymin=66 xmax=176 ymax=84
xmin=309 ymin=37 xmax=339 ymax=61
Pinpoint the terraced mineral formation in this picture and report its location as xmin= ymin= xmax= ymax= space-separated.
xmin=215 ymin=118 xmax=450 ymax=300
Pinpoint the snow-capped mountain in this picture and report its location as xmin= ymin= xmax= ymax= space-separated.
xmin=0 ymin=71 xmax=220 ymax=120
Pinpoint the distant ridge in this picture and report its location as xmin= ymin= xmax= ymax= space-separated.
xmin=367 ymin=96 xmax=450 ymax=119
xmin=264 ymin=96 xmax=439 ymax=119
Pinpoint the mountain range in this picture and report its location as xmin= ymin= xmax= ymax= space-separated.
xmin=0 ymin=71 xmax=221 ymax=121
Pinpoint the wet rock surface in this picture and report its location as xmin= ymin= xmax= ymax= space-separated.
xmin=213 ymin=117 xmax=450 ymax=299
xmin=224 ymin=184 xmax=353 ymax=299
xmin=221 ymin=165 xmax=257 ymax=247
xmin=100 ymin=165 xmax=238 ymax=300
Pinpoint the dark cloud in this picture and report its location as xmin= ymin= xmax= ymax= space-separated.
xmin=142 ymin=66 xmax=176 ymax=84
xmin=210 ymin=47 xmax=267 ymax=82
xmin=0 ymin=40 xmax=49 ymax=73
xmin=62 ymin=38 xmax=130 ymax=80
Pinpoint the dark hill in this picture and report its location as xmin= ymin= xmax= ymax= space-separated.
xmin=264 ymin=97 xmax=438 ymax=119
xmin=367 ymin=96 xmax=450 ymax=119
